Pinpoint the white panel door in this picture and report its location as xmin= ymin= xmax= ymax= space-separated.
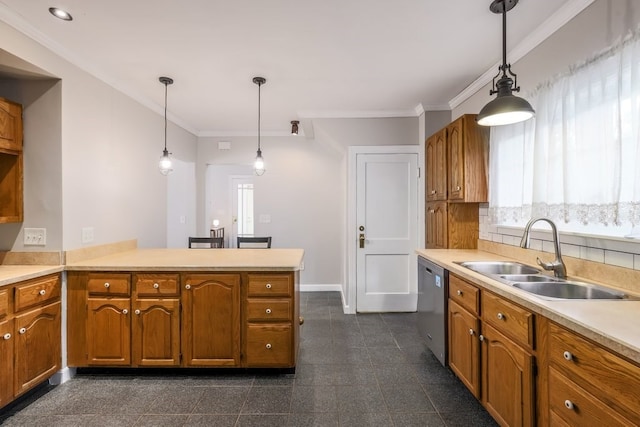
xmin=356 ymin=152 xmax=418 ymax=312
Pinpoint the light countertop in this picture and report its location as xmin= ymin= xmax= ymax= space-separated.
xmin=417 ymin=249 xmax=640 ymax=364
xmin=65 ymin=248 xmax=305 ymax=272
xmin=0 ymin=265 xmax=64 ymax=287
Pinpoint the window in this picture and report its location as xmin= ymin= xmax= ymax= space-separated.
xmin=489 ymin=33 xmax=640 ymax=238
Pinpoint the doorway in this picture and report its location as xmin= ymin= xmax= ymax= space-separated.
xmin=348 ymin=146 xmax=420 ymax=313
xmin=230 ymin=176 xmax=254 ymax=247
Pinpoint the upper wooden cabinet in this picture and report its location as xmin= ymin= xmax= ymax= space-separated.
xmin=0 ymin=97 xmax=23 ymax=224
xmin=426 ymin=128 xmax=447 ymax=201
xmin=447 ymin=114 xmax=489 ymax=202
xmin=0 ymin=98 xmax=22 ymax=152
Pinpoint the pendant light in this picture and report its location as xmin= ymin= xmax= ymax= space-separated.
xmin=253 ymin=76 xmax=266 ymax=176
xmin=158 ymin=76 xmax=174 ymax=175
xmin=291 ymin=120 xmax=299 ymax=135
xmin=477 ymin=0 xmax=535 ymax=127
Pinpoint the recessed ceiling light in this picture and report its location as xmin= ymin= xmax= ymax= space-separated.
xmin=49 ymin=7 xmax=73 ymax=21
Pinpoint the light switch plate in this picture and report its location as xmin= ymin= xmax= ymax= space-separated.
xmin=24 ymin=228 xmax=46 ymax=246
xmin=82 ymin=227 xmax=94 ymax=243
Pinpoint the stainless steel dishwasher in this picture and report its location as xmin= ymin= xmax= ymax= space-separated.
xmin=417 ymin=256 xmax=448 ymax=366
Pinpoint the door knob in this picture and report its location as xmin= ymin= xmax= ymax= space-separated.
xmin=359 ymin=233 xmax=365 ymax=248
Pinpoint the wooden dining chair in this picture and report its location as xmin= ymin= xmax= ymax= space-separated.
xmin=188 ymin=236 xmax=224 ymax=248
xmin=237 ymin=236 xmax=272 ymax=248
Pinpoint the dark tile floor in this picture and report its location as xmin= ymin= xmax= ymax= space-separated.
xmin=0 ymin=292 xmax=497 ymax=426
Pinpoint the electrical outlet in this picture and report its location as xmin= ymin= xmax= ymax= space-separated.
xmin=82 ymin=227 xmax=94 ymax=243
xmin=24 ymin=228 xmax=46 ymax=246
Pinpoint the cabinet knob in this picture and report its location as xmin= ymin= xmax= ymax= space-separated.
xmin=104 ymin=282 xmax=110 ymax=288
xmin=3 ymin=333 xmax=10 ymax=340
xmin=122 ymin=309 xmax=128 ymax=315
xmin=185 ymin=284 xmax=191 ymax=290
xmin=265 ymin=343 xmax=272 ymax=349
xmin=265 ymin=308 xmax=272 ymax=314
xmin=564 ymin=400 xmax=574 ymax=410
xmin=135 ymin=309 xmax=141 ymax=315
xmin=497 ymin=312 xmax=505 ymax=320
xmin=19 ymin=328 xmax=26 ymax=334
xmin=469 ymin=329 xmax=474 ymax=336
xmin=153 ymin=283 xmax=160 ymax=289
xmin=430 ymin=190 xmax=436 ymax=194
xmin=39 ymin=289 xmax=46 ymax=296
xmin=563 ymin=351 xmax=573 ymax=361
xmin=429 ymin=209 xmax=435 ymax=214
xmin=265 ymin=283 xmax=272 ymax=289
xmin=455 ymin=185 xmax=461 ymax=191
xmin=457 ymin=290 xmax=463 ymax=296
xmin=479 ymin=334 xmax=484 ymax=342
xmin=299 ymin=316 xmax=305 ymax=325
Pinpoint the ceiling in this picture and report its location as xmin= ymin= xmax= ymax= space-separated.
xmin=0 ymin=0 xmax=587 ymax=136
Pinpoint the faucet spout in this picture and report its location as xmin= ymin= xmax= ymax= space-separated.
xmin=520 ymin=217 xmax=567 ymax=279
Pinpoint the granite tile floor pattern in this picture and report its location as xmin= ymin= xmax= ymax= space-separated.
xmin=0 ymin=292 xmax=497 ymax=426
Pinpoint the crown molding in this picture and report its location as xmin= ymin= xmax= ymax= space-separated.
xmin=198 ymin=130 xmax=301 ymax=138
xmin=297 ymin=109 xmax=420 ymax=119
xmin=448 ymin=0 xmax=596 ymax=109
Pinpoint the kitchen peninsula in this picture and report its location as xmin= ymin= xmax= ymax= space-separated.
xmin=66 ymin=248 xmax=304 ymax=370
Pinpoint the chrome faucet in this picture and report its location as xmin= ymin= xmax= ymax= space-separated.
xmin=520 ymin=217 xmax=567 ymax=279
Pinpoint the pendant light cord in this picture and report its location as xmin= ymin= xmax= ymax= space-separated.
xmin=164 ymin=81 xmax=168 ymax=152
xmin=501 ymin=3 xmax=507 ymax=77
xmin=257 ymin=81 xmax=261 ymax=151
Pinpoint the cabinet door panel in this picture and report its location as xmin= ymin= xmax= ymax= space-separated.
xmin=182 ymin=274 xmax=240 ymax=366
xmin=14 ymin=302 xmax=61 ymax=396
xmin=426 ymin=201 xmax=447 ymax=249
xmin=87 ymin=298 xmax=131 ymax=365
xmin=481 ymin=323 xmax=534 ymax=427
xmin=132 ymin=299 xmax=180 ymax=366
xmin=0 ymin=318 xmax=14 ymax=406
xmin=0 ymin=98 xmax=22 ymax=151
xmin=246 ymin=324 xmax=292 ymax=367
xmin=448 ymin=119 xmax=464 ymax=200
xmin=448 ymin=299 xmax=480 ymax=398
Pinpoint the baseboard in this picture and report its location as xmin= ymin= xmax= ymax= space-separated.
xmin=300 ymin=284 xmax=343 ymax=292
xmin=49 ymin=367 xmax=76 ymax=385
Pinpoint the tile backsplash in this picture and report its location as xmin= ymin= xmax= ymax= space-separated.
xmin=479 ymin=204 xmax=640 ymax=271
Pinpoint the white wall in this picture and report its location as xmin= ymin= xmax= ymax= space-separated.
xmin=0 ymin=20 xmax=198 ymax=251
xmin=455 ymin=0 xmax=640 ymax=271
xmin=197 ymin=117 xmax=419 ymax=291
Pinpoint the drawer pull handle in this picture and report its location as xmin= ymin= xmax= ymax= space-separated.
xmin=185 ymin=284 xmax=191 ymax=290
xmin=104 ymin=282 xmax=110 ymax=288
xmin=135 ymin=309 xmax=141 ymax=315
xmin=563 ymin=351 xmax=573 ymax=361
xmin=564 ymin=400 xmax=574 ymax=410
xmin=153 ymin=283 xmax=160 ymax=289
xmin=265 ymin=343 xmax=272 ymax=349
xmin=479 ymin=334 xmax=485 ymax=342
xmin=122 ymin=309 xmax=128 ymax=315
xmin=457 ymin=290 xmax=463 ymax=296
xmin=3 ymin=333 xmax=10 ymax=340
xmin=265 ymin=308 xmax=272 ymax=314
xmin=19 ymin=328 xmax=26 ymax=334
xmin=266 ymin=283 xmax=272 ymax=289
xmin=39 ymin=289 xmax=46 ymax=296
xmin=497 ymin=312 xmax=505 ymax=320
xmin=469 ymin=329 xmax=474 ymax=336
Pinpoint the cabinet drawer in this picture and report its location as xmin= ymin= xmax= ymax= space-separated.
xmin=482 ymin=291 xmax=534 ymax=348
xmin=548 ymin=322 xmax=640 ymax=421
xmin=87 ymin=273 xmax=130 ymax=296
xmin=548 ymin=367 xmax=636 ymax=427
xmin=246 ymin=324 xmax=292 ymax=366
xmin=134 ymin=273 xmax=179 ymax=297
xmin=0 ymin=289 xmax=8 ymax=318
xmin=449 ymin=274 xmax=479 ymax=315
xmin=247 ymin=274 xmax=292 ymax=297
xmin=247 ymin=299 xmax=291 ymax=322
xmin=14 ymin=275 xmax=61 ymax=312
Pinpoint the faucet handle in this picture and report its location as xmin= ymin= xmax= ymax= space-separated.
xmin=536 ymin=257 xmax=552 ymax=270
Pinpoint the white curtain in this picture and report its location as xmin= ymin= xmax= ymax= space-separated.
xmin=489 ymin=31 xmax=640 ymax=231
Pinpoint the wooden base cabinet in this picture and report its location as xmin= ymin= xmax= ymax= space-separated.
xmin=182 ymin=274 xmax=240 ymax=367
xmin=448 ymin=299 xmax=480 ymax=397
xmin=87 ymin=298 xmax=131 ymax=365
xmin=0 ymin=274 xmax=61 ymax=409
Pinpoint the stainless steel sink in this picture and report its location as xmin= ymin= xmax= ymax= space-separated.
xmin=512 ymin=281 xmax=629 ymax=300
xmin=500 ymin=274 xmax=559 ymax=283
xmin=457 ymin=261 xmax=540 ymax=275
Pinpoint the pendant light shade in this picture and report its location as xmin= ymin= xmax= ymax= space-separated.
xmin=477 ymin=0 xmax=534 ymax=127
xmin=158 ymin=76 xmax=174 ymax=175
xmin=253 ymin=77 xmax=266 ymax=176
